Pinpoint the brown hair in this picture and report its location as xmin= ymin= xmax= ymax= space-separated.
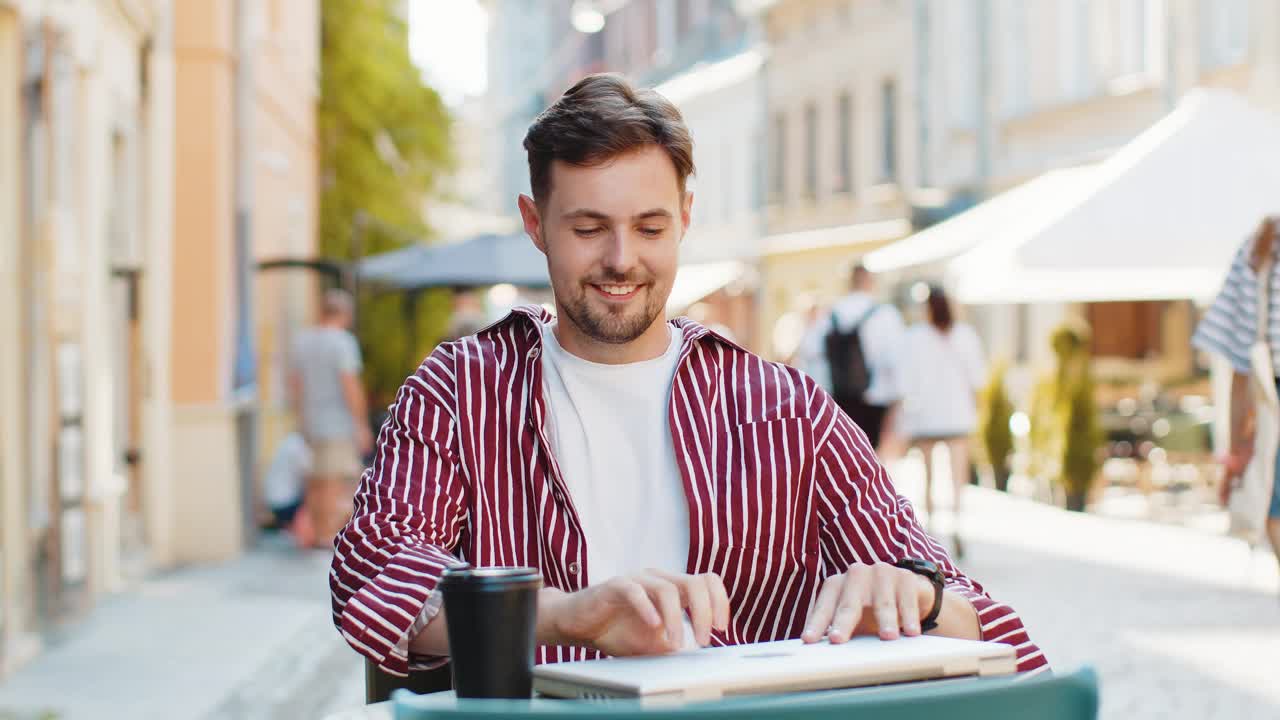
xmin=1249 ymin=216 xmax=1278 ymax=272
xmin=926 ymin=285 xmax=954 ymax=333
xmin=523 ymin=73 xmax=695 ymax=206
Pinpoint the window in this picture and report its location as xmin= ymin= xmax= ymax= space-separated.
xmin=1056 ymin=0 xmax=1091 ymax=101
xmin=835 ymin=92 xmax=853 ymax=193
xmin=677 ymin=0 xmax=693 ymax=40
xmin=943 ymin=0 xmax=978 ymax=130
xmin=880 ymin=80 xmax=897 ymax=183
xmin=997 ymin=0 xmax=1029 ymax=116
xmin=1112 ymin=0 xmax=1150 ymax=79
xmin=770 ymin=112 xmax=786 ymax=202
xmin=803 ymin=102 xmax=818 ymax=200
xmin=1200 ymin=0 xmax=1249 ymax=70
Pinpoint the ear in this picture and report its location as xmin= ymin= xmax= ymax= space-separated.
xmin=518 ymin=194 xmax=546 ymax=254
xmin=680 ymin=190 xmax=694 ymax=237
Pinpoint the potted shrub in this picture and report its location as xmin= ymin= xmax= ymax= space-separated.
xmin=977 ymin=361 xmax=1015 ymax=491
xmin=1030 ymin=323 xmax=1104 ymax=511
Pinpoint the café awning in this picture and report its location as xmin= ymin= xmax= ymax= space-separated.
xmin=358 ymin=232 xmax=551 ymax=290
xmin=862 ymin=167 xmax=1098 ymax=273
xmin=948 ymin=90 xmax=1280 ymax=304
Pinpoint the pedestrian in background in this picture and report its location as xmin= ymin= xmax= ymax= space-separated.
xmin=263 ymin=431 xmax=314 ymax=547
xmin=1192 ymin=215 xmax=1280 ymax=589
xmin=898 ymin=285 xmax=986 ymax=559
xmin=807 ymin=263 xmax=906 ymax=452
xmin=289 ymin=289 xmax=372 ymax=548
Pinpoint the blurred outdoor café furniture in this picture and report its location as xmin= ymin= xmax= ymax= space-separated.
xmin=338 ymin=666 xmax=1098 ymax=720
xmin=1094 ymin=376 xmax=1220 ymax=511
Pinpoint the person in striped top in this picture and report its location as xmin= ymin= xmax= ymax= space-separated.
xmin=1192 ymin=215 xmax=1280 ymax=573
xmin=329 ymin=74 xmax=1046 ymax=678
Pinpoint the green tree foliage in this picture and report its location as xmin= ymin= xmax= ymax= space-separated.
xmin=1029 ymin=322 xmax=1104 ymax=511
xmin=319 ymin=0 xmax=454 ymax=408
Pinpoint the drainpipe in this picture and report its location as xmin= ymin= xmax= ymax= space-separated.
xmin=232 ymin=0 xmax=259 ymax=549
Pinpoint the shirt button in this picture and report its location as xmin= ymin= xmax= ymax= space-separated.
xmin=528 ymin=347 xmax=541 ymax=359
xmin=568 ymin=562 xmax=580 ymax=575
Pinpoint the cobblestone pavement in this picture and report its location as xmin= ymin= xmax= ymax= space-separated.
xmin=890 ymin=457 xmax=1280 ymax=720
xmin=3 ymin=466 xmax=1277 ymax=719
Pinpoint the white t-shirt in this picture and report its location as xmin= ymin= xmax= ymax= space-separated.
xmin=797 ymin=292 xmax=906 ymax=406
xmin=408 ymin=323 xmax=697 ymax=656
xmin=264 ymin=432 xmax=312 ymax=509
xmin=540 ymin=323 xmax=691 ymax=585
xmin=898 ymin=322 xmax=987 ymax=439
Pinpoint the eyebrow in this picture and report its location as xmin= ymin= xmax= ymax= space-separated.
xmin=561 ymin=208 xmax=673 ymax=222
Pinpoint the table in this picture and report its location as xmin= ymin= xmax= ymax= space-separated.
xmin=328 ymin=667 xmax=1098 ymax=720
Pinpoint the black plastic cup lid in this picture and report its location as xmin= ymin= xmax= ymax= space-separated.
xmin=440 ymin=566 xmax=542 ymax=591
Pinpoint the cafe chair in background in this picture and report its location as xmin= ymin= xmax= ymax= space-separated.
xmin=365 ymin=659 xmax=453 ymax=704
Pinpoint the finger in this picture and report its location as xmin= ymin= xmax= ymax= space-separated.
xmin=829 ymin=571 xmax=870 ymax=644
xmin=897 ymin=574 xmax=922 ymax=637
xmin=638 ymin=576 xmax=684 ymax=650
xmin=873 ymin=568 xmax=902 ymax=640
xmin=664 ymin=573 xmax=713 ymax=647
xmin=617 ymin=580 xmax=662 ymax=629
xmin=706 ymin=573 xmax=731 ymax=633
xmin=802 ymin=577 xmax=843 ymax=643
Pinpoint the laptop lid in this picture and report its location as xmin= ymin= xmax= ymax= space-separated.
xmin=532 ymin=636 xmax=1018 ymax=703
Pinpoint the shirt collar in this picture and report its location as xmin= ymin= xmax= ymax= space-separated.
xmin=486 ymin=305 xmax=747 ymax=356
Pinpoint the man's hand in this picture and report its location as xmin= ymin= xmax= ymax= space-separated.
xmin=540 ymin=570 xmax=729 ymax=656
xmin=801 ymin=562 xmax=933 ymax=643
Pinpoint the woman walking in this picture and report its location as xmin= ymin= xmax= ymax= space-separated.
xmin=1193 ymin=215 xmax=1280 ymax=591
xmin=899 ymin=286 xmax=986 ymax=559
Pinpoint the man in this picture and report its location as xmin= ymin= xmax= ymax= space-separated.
xmin=330 ymin=75 xmax=1045 ymax=677
xmin=806 ymin=264 xmax=906 ymax=452
xmin=290 ymin=289 xmax=372 ymax=547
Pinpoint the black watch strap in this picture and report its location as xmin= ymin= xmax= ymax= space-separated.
xmin=893 ymin=558 xmax=945 ymax=632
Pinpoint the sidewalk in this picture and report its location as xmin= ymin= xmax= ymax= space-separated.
xmin=0 ymin=534 xmax=364 ymax=720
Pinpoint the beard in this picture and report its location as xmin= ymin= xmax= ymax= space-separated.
xmin=556 ymin=272 xmax=667 ymax=345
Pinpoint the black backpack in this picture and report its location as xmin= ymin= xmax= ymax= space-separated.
xmin=824 ymin=305 xmax=879 ymax=405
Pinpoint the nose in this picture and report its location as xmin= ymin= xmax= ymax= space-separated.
xmin=602 ymin=231 xmax=638 ymax=276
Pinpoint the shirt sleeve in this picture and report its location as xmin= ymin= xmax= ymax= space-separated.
xmin=806 ymin=385 xmax=1048 ymax=675
xmin=339 ymin=331 xmax=364 ymax=374
xmin=329 ymin=345 xmax=468 ymax=676
xmin=1192 ymin=238 xmax=1257 ymax=374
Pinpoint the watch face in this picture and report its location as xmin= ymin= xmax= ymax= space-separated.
xmin=897 ymin=558 xmax=943 ymax=583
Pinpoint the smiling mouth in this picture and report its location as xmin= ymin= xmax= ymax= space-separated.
xmin=590 ymin=283 xmax=642 ymax=301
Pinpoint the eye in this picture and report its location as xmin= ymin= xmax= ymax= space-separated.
xmin=639 ymin=226 xmax=664 ymax=237
xmin=573 ymin=226 xmax=604 ymax=238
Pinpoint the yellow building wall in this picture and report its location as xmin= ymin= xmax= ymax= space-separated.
xmin=172 ymin=1 xmax=235 ymax=407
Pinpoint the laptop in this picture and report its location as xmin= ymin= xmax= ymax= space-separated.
xmin=532 ymin=635 xmax=1018 ymax=704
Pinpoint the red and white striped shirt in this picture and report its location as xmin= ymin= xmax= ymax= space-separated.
xmin=330 ymin=307 xmax=1047 ymax=677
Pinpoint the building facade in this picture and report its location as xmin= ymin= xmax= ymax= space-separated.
xmin=0 ymin=0 xmax=176 ymax=675
xmin=748 ymin=0 xmax=919 ymax=358
xmin=0 ymin=0 xmax=320 ymax=677
xmin=169 ymin=0 xmax=320 ymax=564
xmin=918 ymin=0 xmax=1272 ymax=379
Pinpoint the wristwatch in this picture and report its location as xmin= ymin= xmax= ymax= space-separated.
xmin=893 ymin=558 xmax=945 ymax=632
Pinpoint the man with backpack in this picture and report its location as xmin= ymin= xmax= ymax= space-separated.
xmin=817 ymin=263 xmax=906 ymax=450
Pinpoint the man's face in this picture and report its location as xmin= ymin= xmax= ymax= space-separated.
xmin=519 ymin=145 xmax=692 ymax=345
